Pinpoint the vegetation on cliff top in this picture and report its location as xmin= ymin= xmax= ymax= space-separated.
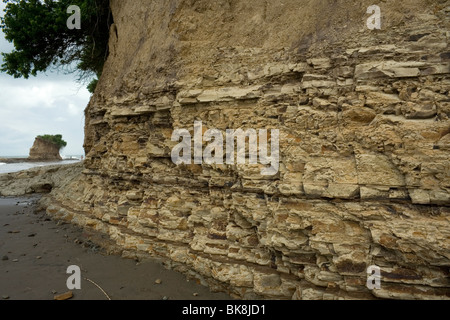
xmin=0 ymin=0 xmax=112 ymax=93
xmin=37 ymin=134 xmax=67 ymax=150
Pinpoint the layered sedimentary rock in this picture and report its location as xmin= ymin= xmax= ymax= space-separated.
xmin=42 ymin=0 xmax=449 ymax=299
xmin=28 ymin=137 xmax=62 ymax=161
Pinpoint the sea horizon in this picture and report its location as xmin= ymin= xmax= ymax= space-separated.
xmin=0 ymin=154 xmax=84 ymax=159
xmin=0 ymin=155 xmax=28 ymax=158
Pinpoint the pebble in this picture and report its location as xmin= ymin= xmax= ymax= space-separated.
xmin=36 ymin=256 xmax=42 ymax=260
xmin=162 ymin=296 xmax=168 ymax=300
xmin=2 ymin=295 xmax=9 ymax=300
xmin=193 ymin=292 xmax=199 ymax=297
xmin=12 ymin=259 xmax=19 ymax=262
xmin=54 ymin=291 xmax=73 ymax=301
xmin=155 ymin=279 xmax=162 ymax=285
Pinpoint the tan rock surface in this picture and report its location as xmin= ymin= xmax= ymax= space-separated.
xmin=28 ymin=137 xmax=62 ymax=161
xmin=27 ymin=0 xmax=450 ymax=299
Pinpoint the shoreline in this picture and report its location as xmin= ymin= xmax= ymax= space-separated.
xmin=0 ymin=162 xmax=83 ymax=197
xmin=0 ymin=194 xmax=231 ymax=300
xmin=0 ymin=158 xmax=65 ymax=164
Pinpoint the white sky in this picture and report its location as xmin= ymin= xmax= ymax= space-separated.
xmin=0 ymin=2 xmax=90 ymax=157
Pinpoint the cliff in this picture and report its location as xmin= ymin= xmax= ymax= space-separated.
xmin=28 ymin=137 xmax=63 ymax=161
xmin=41 ymin=0 xmax=449 ymax=299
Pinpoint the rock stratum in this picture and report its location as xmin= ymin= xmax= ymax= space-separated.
xmin=38 ymin=0 xmax=449 ymax=299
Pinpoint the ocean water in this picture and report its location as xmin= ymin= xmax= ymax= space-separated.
xmin=0 ymin=158 xmax=82 ymax=174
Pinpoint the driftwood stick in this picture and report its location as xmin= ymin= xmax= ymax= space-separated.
xmin=85 ymin=278 xmax=112 ymax=300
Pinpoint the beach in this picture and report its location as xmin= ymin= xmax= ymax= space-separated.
xmin=0 ymin=195 xmax=231 ymax=300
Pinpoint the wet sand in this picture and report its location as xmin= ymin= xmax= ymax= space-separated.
xmin=0 ymin=196 xmax=231 ymax=300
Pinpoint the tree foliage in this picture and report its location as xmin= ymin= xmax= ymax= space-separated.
xmin=38 ymin=134 xmax=67 ymax=150
xmin=0 ymin=0 xmax=112 ymax=92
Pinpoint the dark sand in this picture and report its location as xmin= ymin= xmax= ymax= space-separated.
xmin=0 ymin=196 xmax=231 ymax=300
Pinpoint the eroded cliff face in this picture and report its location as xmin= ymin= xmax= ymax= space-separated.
xmin=28 ymin=137 xmax=62 ymax=161
xmin=43 ymin=0 xmax=450 ymax=299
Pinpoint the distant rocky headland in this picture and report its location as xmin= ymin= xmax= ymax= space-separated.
xmin=0 ymin=135 xmax=68 ymax=163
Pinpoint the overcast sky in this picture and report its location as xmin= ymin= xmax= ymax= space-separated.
xmin=0 ymin=2 xmax=90 ymax=157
